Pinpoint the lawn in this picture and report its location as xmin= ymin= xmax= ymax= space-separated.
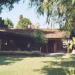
xmin=0 ymin=54 xmax=75 ymax=75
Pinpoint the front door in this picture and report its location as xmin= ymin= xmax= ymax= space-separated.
xmin=48 ymin=39 xmax=54 ymax=53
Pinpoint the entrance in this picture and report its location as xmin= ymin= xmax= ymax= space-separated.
xmin=48 ymin=39 xmax=55 ymax=53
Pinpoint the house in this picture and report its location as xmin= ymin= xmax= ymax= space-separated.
xmin=41 ymin=29 xmax=67 ymax=53
xmin=0 ymin=29 xmax=67 ymax=53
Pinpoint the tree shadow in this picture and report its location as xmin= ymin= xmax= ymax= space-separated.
xmin=0 ymin=54 xmax=43 ymax=65
xmin=61 ymin=60 xmax=75 ymax=67
xmin=0 ymin=55 xmax=23 ymax=65
xmin=41 ymin=66 xmax=66 ymax=75
xmin=34 ymin=65 xmax=66 ymax=75
xmin=33 ymin=55 xmax=75 ymax=75
xmin=71 ymin=54 xmax=75 ymax=60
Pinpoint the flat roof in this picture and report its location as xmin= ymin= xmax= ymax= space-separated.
xmin=0 ymin=28 xmax=68 ymax=39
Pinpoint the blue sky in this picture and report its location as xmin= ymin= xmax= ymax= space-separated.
xmin=0 ymin=0 xmax=60 ymax=29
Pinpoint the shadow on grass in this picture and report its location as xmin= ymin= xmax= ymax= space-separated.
xmin=41 ymin=66 xmax=66 ymax=75
xmin=0 ymin=55 xmax=23 ymax=65
xmin=34 ymin=55 xmax=75 ymax=75
xmin=34 ymin=66 xmax=66 ymax=75
xmin=61 ymin=60 xmax=75 ymax=67
xmin=0 ymin=54 xmax=43 ymax=65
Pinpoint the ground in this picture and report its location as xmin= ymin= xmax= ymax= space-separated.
xmin=0 ymin=54 xmax=75 ymax=75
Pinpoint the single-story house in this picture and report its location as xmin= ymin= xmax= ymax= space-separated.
xmin=0 ymin=28 xmax=67 ymax=53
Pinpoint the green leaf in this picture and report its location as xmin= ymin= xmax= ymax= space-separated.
xmin=72 ymin=0 xmax=75 ymax=5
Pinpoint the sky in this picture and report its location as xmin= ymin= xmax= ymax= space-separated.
xmin=0 ymin=0 xmax=60 ymax=29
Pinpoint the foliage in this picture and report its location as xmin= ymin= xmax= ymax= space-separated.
xmin=29 ymin=0 xmax=75 ymax=17
xmin=29 ymin=0 xmax=75 ymax=30
xmin=0 ymin=0 xmax=75 ymax=30
xmin=35 ymin=30 xmax=47 ymax=45
xmin=0 ymin=0 xmax=20 ymax=13
xmin=29 ymin=0 xmax=53 ymax=23
xmin=16 ymin=15 xmax=31 ymax=29
xmin=61 ymin=0 xmax=75 ymax=31
xmin=61 ymin=18 xmax=73 ymax=31
xmin=67 ymin=36 xmax=75 ymax=53
xmin=4 ymin=18 xmax=14 ymax=28
xmin=0 ymin=17 xmax=4 ymax=25
xmin=0 ymin=17 xmax=8 ymax=28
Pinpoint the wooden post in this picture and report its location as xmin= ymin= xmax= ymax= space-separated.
xmin=46 ymin=44 xmax=48 ymax=53
xmin=0 ymin=40 xmax=2 ymax=50
xmin=54 ymin=42 xmax=57 ymax=53
xmin=40 ymin=47 xmax=41 ymax=53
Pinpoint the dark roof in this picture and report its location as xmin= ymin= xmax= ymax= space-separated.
xmin=0 ymin=29 xmax=68 ymax=39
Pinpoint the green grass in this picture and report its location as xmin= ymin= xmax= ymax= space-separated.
xmin=0 ymin=54 xmax=75 ymax=75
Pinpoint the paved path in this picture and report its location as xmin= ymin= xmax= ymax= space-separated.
xmin=72 ymin=50 xmax=75 ymax=54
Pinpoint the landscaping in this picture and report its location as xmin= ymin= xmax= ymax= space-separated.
xmin=0 ymin=54 xmax=75 ymax=75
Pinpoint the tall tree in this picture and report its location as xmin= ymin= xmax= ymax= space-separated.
xmin=0 ymin=17 xmax=4 ymax=25
xmin=0 ymin=0 xmax=20 ymax=13
xmin=58 ymin=0 xmax=75 ymax=31
xmin=0 ymin=17 xmax=8 ymax=28
xmin=0 ymin=0 xmax=75 ymax=30
xmin=16 ymin=15 xmax=32 ymax=29
xmin=29 ymin=0 xmax=75 ymax=30
xmin=4 ymin=18 xmax=14 ymax=28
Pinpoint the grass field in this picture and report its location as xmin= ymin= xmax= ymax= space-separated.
xmin=0 ymin=54 xmax=75 ymax=75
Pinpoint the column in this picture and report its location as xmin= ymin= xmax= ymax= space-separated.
xmin=54 ymin=41 xmax=57 ymax=53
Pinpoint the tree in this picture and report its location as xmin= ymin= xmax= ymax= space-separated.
xmin=35 ymin=30 xmax=47 ymax=52
xmin=16 ymin=15 xmax=32 ymax=29
xmin=0 ymin=17 xmax=8 ymax=28
xmin=4 ymin=18 xmax=14 ymax=28
xmin=0 ymin=17 xmax=4 ymax=25
xmin=29 ymin=0 xmax=75 ymax=30
xmin=59 ymin=0 xmax=75 ymax=31
xmin=0 ymin=0 xmax=75 ymax=30
xmin=35 ymin=30 xmax=47 ymax=44
xmin=0 ymin=0 xmax=20 ymax=13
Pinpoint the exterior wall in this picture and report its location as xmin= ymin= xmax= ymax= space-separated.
xmin=0 ymin=39 xmax=41 ymax=51
xmin=0 ymin=38 xmax=63 ymax=53
xmin=56 ymin=39 xmax=63 ymax=52
xmin=0 ymin=32 xmax=41 ymax=51
xmin=43 ymin=39 xmax=63 ymax=53
xmin=0 ymin=31 xmax=63 ymax=53
xmin=0 ymin=40 xmax=2 ymax=50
